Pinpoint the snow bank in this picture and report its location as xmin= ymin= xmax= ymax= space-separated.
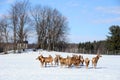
xmin=0 ymin=50 xmax=120 ymax=80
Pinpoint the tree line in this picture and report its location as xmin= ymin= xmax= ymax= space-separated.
xmin=78 ymin=25 xmax=120 ymax=55
xmin=0 ymin=0 xmax=68 ymax=53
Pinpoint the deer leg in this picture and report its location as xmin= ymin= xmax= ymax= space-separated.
xmin=94 ymin=63 xmax=96 ymax=69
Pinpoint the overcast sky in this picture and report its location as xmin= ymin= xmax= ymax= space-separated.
xmin=0 ymin=0 xmax=120 ymax=43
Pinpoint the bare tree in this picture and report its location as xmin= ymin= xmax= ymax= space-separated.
xmin=0 ymin=16 xmax=10 ymax=53
xmin=31 ymin=5 xmax=68 ymax=51
xmin=0 ymin=24 xmax=4 ymax=43
xmin=9 ymin=2 xmax=18 ymax=53
xmin=31 ymin=6 xmax=47 ymax=49
xmin=9 ymin=0 xmax=30 ymax=53
xmin=51 ymin=9 xmax=68 ymax=50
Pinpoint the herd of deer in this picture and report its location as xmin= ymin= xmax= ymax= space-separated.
xmin=36 ymin=53 xmax=102 ymax=69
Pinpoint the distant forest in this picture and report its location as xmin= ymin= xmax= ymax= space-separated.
xmin=78 ymin=25 xmax=120 ymax=55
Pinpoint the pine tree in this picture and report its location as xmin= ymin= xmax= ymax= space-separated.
xmin=107 ymin=25 xmax=120 ymax=54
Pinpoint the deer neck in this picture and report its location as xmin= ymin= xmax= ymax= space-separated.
xmin=96 ymin=56 xmax=100 ymax=62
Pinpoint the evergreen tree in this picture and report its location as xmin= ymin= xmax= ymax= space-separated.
xmin=107 ymin=25 xmax=120 ymax=54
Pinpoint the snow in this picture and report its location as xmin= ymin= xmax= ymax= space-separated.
xmin=0 ymin=50 xmax=120 ymax=80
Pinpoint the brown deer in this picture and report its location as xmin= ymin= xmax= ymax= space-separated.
xmin=66 ymin=55 xmax=81 ymax=67
xmin=36 ymin=55 xmax=53 ymax=67
xmin=59 ymin=56 xmax=68 ymax=67
xmin=36 ymin=55 xmax=44 ymax=67
xmin=80 ymin=56 xmax=84 ymax=65
xmin=85 ymin=58 xmax=90 ymax=69
xmin=54 ymin=54 xmax=60 ymax=65
xmin=92 ymin=54 xmax=102 ymax=69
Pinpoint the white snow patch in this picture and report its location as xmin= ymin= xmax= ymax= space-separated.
xmin=0 ymin=50 xmax=120 ymax=80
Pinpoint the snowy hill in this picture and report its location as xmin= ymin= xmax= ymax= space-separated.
xmin=0 ymin=50 xmax=120 ymax=80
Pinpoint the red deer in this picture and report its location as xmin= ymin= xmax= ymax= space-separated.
xmin=59 ymin=56 xmax=68 ymax=67
xmin=80 ymin=56 xmax=84 ymax=65
xmin=36 ymin=55 xmax=53 ymax=67
xmin=66 ymin=55 xmax=81 ymax=67
xmin=54 ymin=54 xmax=60 ymax=65
xmin=92 ymin=54 xmax=102 ymax=69
xmin=36 ymin=55 xmax=44 ymax=67
xmin=85 ymin=58 xmax=90 ymax=69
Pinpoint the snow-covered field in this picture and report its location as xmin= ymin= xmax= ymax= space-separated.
xmin=0 ymin=50 xmax=120 ymax=80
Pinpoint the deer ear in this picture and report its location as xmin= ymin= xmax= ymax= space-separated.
xmin=97 ymin=53 xmax=102 ymax=57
